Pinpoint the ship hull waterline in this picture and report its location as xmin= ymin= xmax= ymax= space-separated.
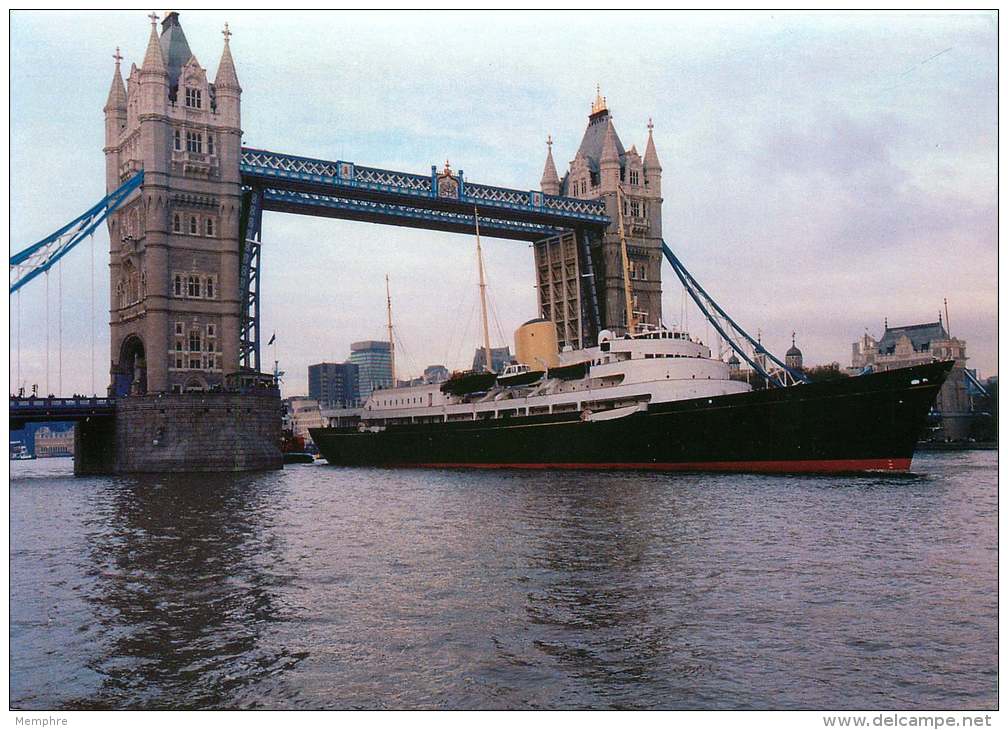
xmin=310 ymin=361 xmax=953 ymax=475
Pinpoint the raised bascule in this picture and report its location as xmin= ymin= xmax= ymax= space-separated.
xmin=8 ymin=12 xmax=784 ymax=474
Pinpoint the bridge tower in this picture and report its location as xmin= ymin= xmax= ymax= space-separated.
xmin=104 ymin=11 xmax=243 ymax=396
xmin=539 ymin=89 xmax=663 ymax=339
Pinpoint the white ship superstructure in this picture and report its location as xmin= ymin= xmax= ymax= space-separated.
xmin=327 ymin=325 xmax=750 ymax=429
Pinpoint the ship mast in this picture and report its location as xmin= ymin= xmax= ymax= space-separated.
xmin=616 ymin=184 xmax=636 ymax=334
xmin=474 ymin=206 xmax=494 ymax=373
xmin=386 ymin=273 xmax=396 ymax=386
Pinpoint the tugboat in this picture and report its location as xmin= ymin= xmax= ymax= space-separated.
xmin=10 ymin=441 xmax=34 ymax=460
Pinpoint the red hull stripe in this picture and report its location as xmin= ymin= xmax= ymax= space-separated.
xmin=394 ymin=458 xmax=912 ymax=473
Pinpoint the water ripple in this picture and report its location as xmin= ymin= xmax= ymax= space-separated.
xmin=9 ymin=452 xmax=997 ymax=709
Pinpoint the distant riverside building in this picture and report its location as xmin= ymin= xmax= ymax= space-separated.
xmin=851 ymin=318 xmax=970 ymax=440
xmin=308 ymin=362 xmax=360 ymax=408
xmin=785 ymin=334 xmax=803 ymax=370
xmin=34 ymin=426 xmax=74 ymax=457
xmin=472 ymin=346 xmax=512 ymax=373
xmin=350 ymin=341 xmax=392 ymax=403
xmin=423 ymin=365 xmax=450 ymax=384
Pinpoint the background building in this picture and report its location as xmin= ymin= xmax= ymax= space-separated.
xmin=34 ymin=426 xmax=75 ymax=457
xmin=785 ymin=335 xmax=803 ymax=370
xmin=850 ymin=318 xmax=971 ymax=440
xmin=472 ymin=346 xmax=512 ymax=373
xmin=350 ymin=341 xmax=392 ymax=403
xmin=308 ymin=361 xmax=359 ymax=408
xmin=423 ymin=365 xmax=450 ymax=384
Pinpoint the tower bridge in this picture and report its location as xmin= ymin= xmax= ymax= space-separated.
xmin=10 ymin=11 xmax=666 ymax=474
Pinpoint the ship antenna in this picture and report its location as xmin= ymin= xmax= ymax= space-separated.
xmin=615 ymin=184 xmax=636 ymax=335
xmin=474 ymin=205 xmax=494 ymax=373
xmin=386 ymin=273 xmax=396 ymax=386
xmin=944 ymin=297 xmax=951 ymax=337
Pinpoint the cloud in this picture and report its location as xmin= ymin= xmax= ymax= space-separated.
xmin=8 ymin=11 xmax=998 ymax=396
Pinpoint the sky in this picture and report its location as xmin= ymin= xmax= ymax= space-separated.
xmin=9 ymin=10 xmax=997 ymax=397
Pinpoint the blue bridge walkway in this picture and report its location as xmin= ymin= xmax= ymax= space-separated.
xmin=10 ymin=396 xmax=115 ymax=428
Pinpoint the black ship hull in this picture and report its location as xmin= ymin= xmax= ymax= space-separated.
xmin=310 ymin=360 xmax=953 ymax=474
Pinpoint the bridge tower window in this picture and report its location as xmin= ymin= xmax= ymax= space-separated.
xmin=173 ymin=275 xmax=182 ymax=296
xmin=185 ymin=88 xmax=202 ymax=109
xmin=205 ymin=218 xmax=214 ymax=237
xmin=207 ymin=135 xmax=214 ymax=155
xmin=173 ymin=214 xmax=181 ymax=233
xmin=204 ymin=277 xmax=214 ymax=299
xmin=189 ymin=216 xmax=197 ymax=235
xmin=185 ymin=131 xmax=203 ymax=154
xmin=189 ymin=329 xmax=202 ymax=354
xmin=173 ymin=130 xmax=181 ymax=151
xmin=630 ymin=170 xmax=639 ymax=185
xmin=187 ymin=275 xmax=201 ymax=298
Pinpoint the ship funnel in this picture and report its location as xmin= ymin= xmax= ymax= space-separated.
xmin=514 ymin=318 xmax=559 ymax=370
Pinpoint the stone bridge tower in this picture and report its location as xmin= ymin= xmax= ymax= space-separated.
xmin=104 ymin=11 xmax=242 ymax=396
xmin=539 ymin=88 xmax=663 ymax=339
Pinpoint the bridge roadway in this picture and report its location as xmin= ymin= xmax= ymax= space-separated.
xmin=239 ymin=147 xmax=611 ymax=242
xmin=10 ymin=396 xmax=115 ymax=428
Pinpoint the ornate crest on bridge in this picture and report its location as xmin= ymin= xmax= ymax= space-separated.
xmin=436 ymin=159 xmax=459 ymax=199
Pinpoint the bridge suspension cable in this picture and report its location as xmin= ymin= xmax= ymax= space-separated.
xmin=9 ymin=172 xmax=142 ymax=295
xmin=90 ymin=233 xmax=95 ymax=395
xmin=660 ymin=240 xmax=808 ymax=388
xmin=58 ymin=258 xmax=62 ymax=396
xmin=45 ymin=270 xmax=50 ymax=396
xmin=15 ymin=290 xmax=21 ymax=395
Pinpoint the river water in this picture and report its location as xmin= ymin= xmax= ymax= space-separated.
xmin=9 ymin=451 xmax=997 ymax=710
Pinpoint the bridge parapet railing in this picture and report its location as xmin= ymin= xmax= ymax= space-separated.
xmin=462 ymin=184 xmax=608 ymax=221
xmin=354 ymin=165 xmax=432 ymax=193
xmin=542 ymin=193 xmax=607 ymax=218
xmin=242 ymin=149 xmax=435 ymax=195
xmin=464 ymin=182 xmax=531 ymax=209
xmin=242 ymin=148 xmax=342 ymax=182
xmin=9 ymin=396 xmax=114 ymax=409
